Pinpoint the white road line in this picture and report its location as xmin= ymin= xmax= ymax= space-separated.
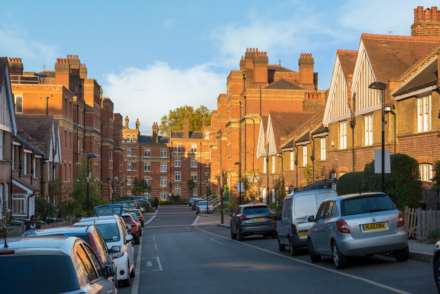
xmin=208 ymin=237 xmax=227 ymax=246
xmin=130 ymin=233 xmax=143 ymax=294
xmin=192 ymin=215 xmax=200 ymax=226
xmin=144 ymin=209 xmax=158 ymax=226
xmin=154 ymin=256 xmax=163 ymax=272
xmin=144 ymin=224 xmax=193 ymax=229
xmin=154 ymin=243 xmax=158 ymax=251
xmin=146 ymin=261 xmax=152 ymax=267
xmin=197 ymin=227 xmax=411 ymax=294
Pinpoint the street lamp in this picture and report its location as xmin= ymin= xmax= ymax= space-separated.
xmin=369 ymin=81 xmax=387 ymax=192
xmin=85 ymin=152 xmax=97 ymax=215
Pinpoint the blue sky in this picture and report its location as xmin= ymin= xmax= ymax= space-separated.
xmin=1 ymin=0 xmax=437 ymax=132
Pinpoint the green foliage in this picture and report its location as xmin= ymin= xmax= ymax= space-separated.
xmin=273 ymin=178 xmax=286 ymax=214
xmin=187 ymin=179 xmax=196 ymax=194
xmin=68 ymin=159 xmax=103 ymax=217
xmin=35 ymin=197 xmax=56 ymax=221
xmin=337 ymin=153 xmax=422 ymax=208
xmin=159 ymin=105 xmax=211 ymax=136
xmin=132 ymin=178 xmax=150 ymax=195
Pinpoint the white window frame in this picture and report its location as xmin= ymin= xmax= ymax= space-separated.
xmin=419 ymin=163 xmax=433 ymax=182
xmin=127 ymin=162 xmax=134 ymax=171
xmin=160 ymin=162 xmax=167 ymax=173
xmin=175 ymin=171 xmax=181 ymax=182
xmin=290 ymin=151 xmax=295 ymax=170
xmin=271 ymin=157 xmax=276 ymax=174
xmin=144 ymin=149 xmax=151 ymax=158
xmin=160 ymin=148 xmax=168 ymax=158
xmin=417 ymin=95 xmax=432 ymax=133
xmin=175 ymin=185 xmax=181 ymax=196
xmin=191 ymin=158 xmax=198 ymax=168
xmin=320 ymin=138 xmax=326 ymax=161
xmin=263 ymin=157 xmax=267 ymax=173
xmin=160 ymin=176 xmax=167 ymax=188
xmin=12 ymin=194 xmax=26 ymax=216
xmin=174 ymin=159 xmax=181 ymax=168
xmin=339 ymin=121 xmax=347 ymax=149
xmin=302 ymin=146 xmax=308 ymax=167
xmin=160 ymin=191 xmax=168 ymax=200
xmin=32 ymin=158 xmax=37 ymax=178
xmin=364 ymin=114 xmax=373 ymax=146
xmin=191 ymin=173 xmax=198 ymax=182
xmin=15 ymin=95 xmax=23 ymax=113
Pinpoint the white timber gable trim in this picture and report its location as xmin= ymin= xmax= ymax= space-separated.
xmin=256 ymin=120 xmax=267 ymax=158
xmin=351 ymin=41 xmax=381 ymax=116
xmin=323 ymin=55 xmax=350 ymax=126
xmin=0 ymin=64 xmax=17 ymax=134
xmin=266 ymin=115 xmax=277 ymax=156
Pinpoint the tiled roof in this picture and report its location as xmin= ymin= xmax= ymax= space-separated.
xmin=266 ymin=79 xmax=303 ymax=90
xmin=296 ymin=132 xmax=310 ymax=144
xmin=361 ymin=33 xmax=440 ymax=82
xmin=281 ymin=109 xmax=324 ymax=148
xmin=138 ymin=135 xmax=169 ymax=144
xmin=337 ymin=50 xmax=357 ymax=81
xmin=16 ymin=116 xmax=56 ymax=158
xmin=268 ymin=64 xmax=293 ymax=72
xmin=170 ymin=131 xmax=204 ymax=139
xmin=270 ymin=112 xmax=315 ymax=150
xmin=311 ymin=125 xmax=328 ymax=136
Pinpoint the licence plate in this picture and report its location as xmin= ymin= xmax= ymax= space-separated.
xmin=249 ymin=218 xmax=266 ymax=223
xmin=362 ymin=222 xmax=388 ymax=232
xmin=297 ymin=230 xmax=308 ymax=238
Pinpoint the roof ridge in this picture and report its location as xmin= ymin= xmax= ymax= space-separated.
xmin=361 ymin=33 xmax=440 ymax=43
xmin=336 ymin=49 xmax=358 ymax=55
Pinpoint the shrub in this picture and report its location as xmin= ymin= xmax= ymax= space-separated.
xmin=336 ymin=172 xmax=366 ymax=195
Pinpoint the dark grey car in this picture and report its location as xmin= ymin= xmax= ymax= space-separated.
xmin=230 ymin=204 xmax=277 ymax=241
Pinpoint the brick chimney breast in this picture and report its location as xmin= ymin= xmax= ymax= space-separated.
xmin=412 ymin=6 xmax=440 ymax=36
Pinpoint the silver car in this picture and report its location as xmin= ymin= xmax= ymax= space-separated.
xmin=307 ymin=192 xmax=408 ymax=268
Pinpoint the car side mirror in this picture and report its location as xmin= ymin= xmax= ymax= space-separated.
xmin=307 ymin=215 xmax=316 ymax=222
xmin=125 ymin=234 xmax=133 ymax=244
xmin=103 ymin=263 xmax=115 ymax=278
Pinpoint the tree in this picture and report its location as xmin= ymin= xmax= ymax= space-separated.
xmin=132 ymin=178 xmax=150 ymax=195
xmin=187 ymin=179 xmax=196 ymax=196
xmin=68 ymin=159 xmax=103 ymax=217
xmin=160 ymin=105 xmax=211 ymax=136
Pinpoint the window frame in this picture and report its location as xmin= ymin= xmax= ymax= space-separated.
xmin=302 ymin=145 xmax=308 ymax=167
xmin=320 ymin=138 xmax=326 ymax=161
xmin=364 ymin=114 xmax=373 ymax=146
xmin=339 ymin=121 xmax=347 ymax=149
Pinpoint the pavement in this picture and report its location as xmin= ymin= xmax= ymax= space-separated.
xmin=120 ymin=204 xmax=437 ymax=294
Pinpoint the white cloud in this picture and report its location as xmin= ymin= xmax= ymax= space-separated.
xmin=104 ymin=62 xmax=224 ymax=133
xmin=0 ymin=28 xmax=57 ymax=69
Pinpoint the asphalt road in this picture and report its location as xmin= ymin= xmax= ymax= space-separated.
xmin=121 ymin=205 xmax=436 ymax=294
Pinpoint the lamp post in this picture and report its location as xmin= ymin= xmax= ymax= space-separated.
xmin=216 ymin=130 xmax=224 ymax=224
xmin=369 ymin=81 xmax=387 ymax=192
xmin=85 ymin=152 xmax=97 ymax=215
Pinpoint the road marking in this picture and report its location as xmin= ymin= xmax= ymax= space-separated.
xmin=144 ymin=224 xmax=193 ymax=229
xmin=154 ymin=243 xmax=158 ymax=251
xmin=153 ymin=256 xmax=163 ymax=272
xmin=197 ymin=227 xmax=411 ymax=294
xmin=208 ymin=237 xmax=227 ymax=246
xmin=192 ymin=215 xmax=200 ymax=226
xmin=146 ymin=261 xmax=152 ymax=267
xmin=130 ymin=231 xmax=143 ymax=294
xmin=145 ymin=209 xmax=158 ymax=226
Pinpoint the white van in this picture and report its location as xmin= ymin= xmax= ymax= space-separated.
xmin=276 ymin=188 xmax=337 ymax=256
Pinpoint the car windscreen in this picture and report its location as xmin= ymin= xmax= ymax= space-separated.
xmin=96 ymin=223 xmax=121 ymax=243
xmin=341 ymin=194 xmax=396 ymax=216
xmin=243 ymin=206 xmax=269 ymax=215
xmin=94 ymin=206 xmax=122 ymax=216
xmin=294 ymin=195 xmax=317 ymax=218
xmin=0 ymin=255 xmax=78 ymax=293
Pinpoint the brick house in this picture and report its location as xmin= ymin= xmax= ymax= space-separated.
xmin=12 ymin=116 xmax=61 ymax=219
xmin=0 ymin=59 xmax=17 ymax=222
xmin=209 ymin=48 xmax=326 ymax=200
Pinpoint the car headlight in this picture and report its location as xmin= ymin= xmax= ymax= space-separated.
xmin=435 ymin=241 xmax=440 ymax=249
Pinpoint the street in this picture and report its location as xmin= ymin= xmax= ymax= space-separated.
xmin=122 ymin=205 xmax=435 ymax=294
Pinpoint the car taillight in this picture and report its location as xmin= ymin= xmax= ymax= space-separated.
xmin=397 ymin=212 xmax=405 ymax=227
xmin=336 ymin=219 xmax=350 ymax=234
xmin=239 ymin=215 xmax=248 ymax=221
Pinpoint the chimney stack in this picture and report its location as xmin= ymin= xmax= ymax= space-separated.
xmin=152 ymin=122 xmax=159 ymax=143
xmin=412 ymin=6 xmax=440 ymax=36
xmin=183 ymin=117 xmax=190 ymax=138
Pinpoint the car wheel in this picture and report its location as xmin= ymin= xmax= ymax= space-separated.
xmin=277 ymin=237 xmax=286 ymax=252
xmin=308 ymin=238 xmax=321 ymax=263
xmin=332 ymin=241 xmax=348 ymax=269
xmin=130 ymin=266 xmax=136 ymax=278
xmin=289 ymin=237 xmax=297 ymax=256
xmin=122 ymin=261 xmax=132 ymax=287
xmin=394 ymin=247 xmax=409 ymax=262
xmin=434 ymin=254 xmax=440 ymax=292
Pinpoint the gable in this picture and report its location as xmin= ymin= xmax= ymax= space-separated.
xmin=0 ymin=63 xmax=17 ymax=134
xmin=266 ymin=115 xmax=277 ymax=156
xmin=323 ymin=56 xmax=351 ymax=126
xmin=256 ymin=120 xmax=266 ymax=158
xmin=351 ymin=41 xmax=381 ymax=116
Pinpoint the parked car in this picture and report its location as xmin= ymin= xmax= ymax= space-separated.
xmin=191 ymin=198 xmax=203 ymax=210
xmin=277 ymin=188 xmax=337 ymax=256
xmin=122 ymin=213 xmax=142 ymax=244
xmin=188 ymin=197 xmax=201 ymax=207
xmin=230 ymin=204 xmax=276 ymax=241
xmin=76 ymin=215 xmax=136 ymax=286
xmin=433 ymin=241 xmax=440 ymax=292
xmin=94 ymin=204 xmax=124 ymax=216
xmin=23 ymin=225 xmax=116 ymax=286
xmin=196 ymin=200 xmax=215 ymax=214
xmin=307 ymin=192 xmax=409 ymax=269
xmin=0 ymin=237 xmax=116 ymax=293
xmin=125 ymin=208 xmax=145 ymax=227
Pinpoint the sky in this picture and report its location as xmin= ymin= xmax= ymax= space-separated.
xmin=1 ymin=0 xmax=438 ymax=133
